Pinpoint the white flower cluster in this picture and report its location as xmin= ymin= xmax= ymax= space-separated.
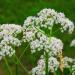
xmin=23 ymin=8 xmax=75 ymax=75
xmin=32 ymin=56 xmax=75 ymax=75
xmin=0 ymin=24 xmax=23 ymax=36
xmin=23 ymin=8 xmax=74 ymax=35
xmin=37 ymin=8 xmax=74 ymax=34
xmin=23 ymin=9 xmax=74 ymax=34
xmin=32 ymin=59 xmax=45 ymax=75
xmin=23 ymin=19 xmax=63 ymax=54
xmin=63 ymin=57 xmax=73 ymax=68
xmin=0 ymin=24 xmax=23 ymax=60
xmin=49 ymin=37 xmax=63 ymax=56
xmin=30 ymin=34 xmax=63 ymax=55
xmin=32 ymin=57 xmax=59 ymax=75
xmin=23 ymin=16 xmax=36 ymax=28
xmin=48 ymin=57 xmax=59 ymax=72
xmin=63 ymin=57 xmax=75 ymax=75
xmin=23 ymin=26 xmax=37 ymax=42
xmin=23 ymin=8 xmax=74 ymax=55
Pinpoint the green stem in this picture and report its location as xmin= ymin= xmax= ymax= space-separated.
xmin=19 ymin=44 xmax=29 ymax=60
xmin=52 ymin=28 xmax=61 ymax=35
xmin=14 ymin=54 xmax=31 ymax=75
xmin=15 ymin=61 xmax=19 ymax=75
xmin=35 ymin=27 xmax=47 ymax=36
xmin=4 ymin=57 xmax=13 ymax=75
xmin=45 ymin=52 xmax=49 ymax=75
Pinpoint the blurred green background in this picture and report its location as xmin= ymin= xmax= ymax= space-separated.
xmin=0 ymin=0 xmax=75 ymax=25
xmin=0 ymin=0 xmax=75 ymax=75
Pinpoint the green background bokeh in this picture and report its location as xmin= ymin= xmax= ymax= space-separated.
xmin=0 ymin=0 xmax=75 ymax=25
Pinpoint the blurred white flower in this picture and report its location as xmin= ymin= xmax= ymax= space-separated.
xmin=48 ymin=57 xmax=59 ymax=72
xmin=70 ymin=39 xmax=75 ymax=47
xmin=72 ymin=65 xmax=75 ymax=71
xmin=72 ymin=71 xmax=75 ymax=75
xmin=63 ymin=57 xmax=73 ymax=68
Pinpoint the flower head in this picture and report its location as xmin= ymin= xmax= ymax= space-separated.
xmin=0 ymin=24 xmax=23 ymax=60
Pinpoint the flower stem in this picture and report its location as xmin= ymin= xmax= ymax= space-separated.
xmin=45 ymin=52 xmax=49 ymax=75
xmin=4 ymin=57 xmax=13 ymax=75
xmin=14 ymin=54 xmax=31 ymax=75
xmin=15 ymin=60 xmax=19 ymax=75
xmin=59 ymin=52 xmax=64 ymax=75
xmin=19 ymin=44 xmax=29 ymax=60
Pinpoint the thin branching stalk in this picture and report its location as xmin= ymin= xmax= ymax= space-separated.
xmin=45 ymin=27 xmax=53 ymax=75
xmin=19 ymin=44 xmax=29 ymax=60
xmin=45 ymin=52 xmax=49 ymax=75
xmin=4 ymin=57 xmax=13 ymax=75
xmin=15 ymin=64 xmax=19 ymax=75
xmin=14 ymin=54 xmax=31 ymax=75
xmin=15 ymin=58 xmax=19 ymax=75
